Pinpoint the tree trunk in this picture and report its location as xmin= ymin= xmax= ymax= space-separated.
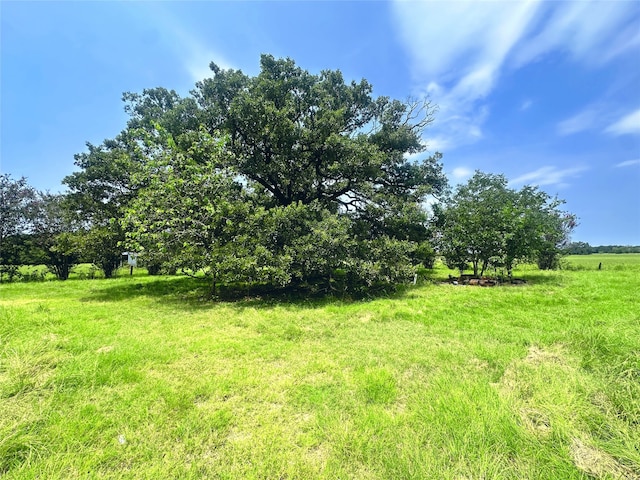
xmin=480 ymin=260 xmax=488 ymax=277
xmin=210 ymin=272 xmax=217 ymax=298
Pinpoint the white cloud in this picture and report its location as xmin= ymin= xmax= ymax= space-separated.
xmin=605 ymin=109 xmax=640 ymax=136
xmin=391 ymin=0 xmax=638 ymax=149
xmin=392 ymin=1 xmax=540 ymax=149
xmin=392 ymin=1 xmax=538 ymax=83
xmin=557 ymin=107 xmax=601 ymax=136
xmin=510 ymin=165 xmax=588 ymax=188
xmin=615 ymin=159 xmax=640 ymax=168
xmin=513 ymin=1 xmax=639 ymax=67
xmin=131 ymin=3 xmax=234 ymax=84
xmin=599 ymin=21 xmax=640 ymax=64
xmin=557 ymin=105 xmax=640 ymax=137
xmin=426 ymin=104 xmax=488 ymax=153
xmin=520 ymin=99 xmax=533 ymax=111
xmin=451 ymin=167 xmax=473 ymax=182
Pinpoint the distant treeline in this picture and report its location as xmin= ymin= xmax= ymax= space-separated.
xmin=564 ymin=242 xmax=640 ymax=255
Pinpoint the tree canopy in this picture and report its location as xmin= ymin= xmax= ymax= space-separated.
xmin=0 ymin=175 xmax=37 ymax=279
xmin=0 ymin=174 xmax=36 ymax=250
xmin=439 ymin=171 xmax=577 ymax=276
xmin=120 ymin=55 xmax=447 ymax=294
xmin=3 ymin=55 xmax=578 ymax=291
xmin=194 ymin=55 xmax=445 ymax=211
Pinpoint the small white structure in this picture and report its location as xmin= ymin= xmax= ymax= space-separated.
xmin=122 ymin=252 xmax=138 ymax=268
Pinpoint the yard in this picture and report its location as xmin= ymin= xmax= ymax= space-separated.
xmin=1 ymin=256 xmax=638 ymax=478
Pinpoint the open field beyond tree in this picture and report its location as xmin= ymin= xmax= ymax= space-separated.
xmin=1 ymin=255 xmax=639 ymax=479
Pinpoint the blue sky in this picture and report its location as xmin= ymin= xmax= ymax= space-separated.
xmin=2 ymin=1 xmax=639 ymax=245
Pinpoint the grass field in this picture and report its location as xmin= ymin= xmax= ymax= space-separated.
xmin=1 ymin=255 xmax=639 ymax=479
xmin=564 ymin=253 xmax=640 ymax=270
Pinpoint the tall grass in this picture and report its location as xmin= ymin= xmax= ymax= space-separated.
xmin=1 ymin=256 xmax=638 ymax=478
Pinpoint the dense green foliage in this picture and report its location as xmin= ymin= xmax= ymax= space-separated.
xmin=0 ymin=175 xmax=37 ymax=280
xmin=1 ymin=258 xmax=638 ymax=478
xmin=119 ymin=55 xmax=447 ymax=294
xmin=439 ymin=171 xmax=577 ymax=276
xmin=62 ymin=140 xmax=138 ymax=278
xmin=30 ymin=193 xmax=81 ymax=280
xmin=0 ymin=179 xmax=84 ymax=281
xmin=0 ymin=176 xmax=123 ymax=281
xmin=195 ymin=56 xmax=443 ymax=212
xmin=2 ymin=56 xmax=580 ymax=291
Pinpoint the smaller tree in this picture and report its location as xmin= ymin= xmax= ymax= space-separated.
xmin=440 ymin=172 xmax=512 ymax=276
xmin=80 ymin=224 xmax=124 ymax=278
xmin=123 ymin=130 xmax=254 ymax=294
xmin=64 ymin=137 xmax=139 ymax=278
xmin=0 ymin=175 xmax=38 ymax=277
xmin=536 ymin=211 xmax=578 ymax=270
xmin=47 ymin=232 xmax=81 ymax=281
xmin=439 ymin=171 xmax=577 ymax=276
xmin=31 ymin=193 xmax=81 ymax=280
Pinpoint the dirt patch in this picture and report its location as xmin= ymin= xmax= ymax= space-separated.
xmin=520 ymin=408 xmax=552 ymax=436
xmin=589 ymin=391 xmax=620 ymax=418
xmin=494 ymin=345 xmax=573 ymax=434
xmin=226 ymin=427 xmax=251 ymax=444
xmin=468 ymin=357 xmax=490 ymax=372
xmin=524 ymin=345 xmax=566 ymax=365
xmin=307 ymin=443 xmax=329 ymax=466
xmin=497 ymin=345 xmax=568 ymax=393
xmin=571 ymin=438 xmax=640 ymax=480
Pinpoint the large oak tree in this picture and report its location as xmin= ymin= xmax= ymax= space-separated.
xmin=194 ymin=55 xmax=446 ymax=214
xmin=122 ymin=55 xmax=446 ymax=293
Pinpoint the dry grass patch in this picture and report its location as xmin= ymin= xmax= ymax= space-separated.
xmin=571 ymin=438 xmax=640 ymax=480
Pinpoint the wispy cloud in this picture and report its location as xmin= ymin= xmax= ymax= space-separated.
xmin=129 ymin=3 xmax=234 ymax=84
xmin=615 ymin=159 xmax=640 ymax=168
xmin=520 ymin=99 xmax=533 ymax=112
xmin=392 ymin=1 xmax=538 ymax=84
xmin=451 ymin=167 xmax=473 ymax=182
xmin=510 ymin=165 xmax=588 ymax=188
xmin=394 ymin=0 xmax=539 ymax=149
xmin=557 ymin=106 xmax=601 ymax=136
xmin=513 ymin=1 xmax=638 ymax=67
xmin=425 ymin=99 xmax=488 ymax=153
xmin=605 ymin=109 xmax=640 ymax=136
xmin=557 ymin=104 xmax=640 ymax=137
xmin=391 ymin=0 xmax=638 ymax=149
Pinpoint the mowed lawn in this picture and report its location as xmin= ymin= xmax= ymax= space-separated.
xmin=1 ymin=256 xmax=639 ymax=479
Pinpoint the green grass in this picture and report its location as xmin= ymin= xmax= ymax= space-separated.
xmin=1 ymin=256 xmax=639 ymax=478
xmin=6 ymin=264 xmax=147 ymax=282
xmin=564 ymin=253 xmax=640 ymax=270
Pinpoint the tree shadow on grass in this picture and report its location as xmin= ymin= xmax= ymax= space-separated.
xmin=516 ymin=272 xmax=567 ymax=286
xmin=426 ymin=270 xmax=565 ymax=287
xmin=78 ymin=275 xmax=410 ymax=312
xmin=79 ymin=270 xmax=565 ymax=311
xmin=79 ymin=275 xmax=208 ymax=304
